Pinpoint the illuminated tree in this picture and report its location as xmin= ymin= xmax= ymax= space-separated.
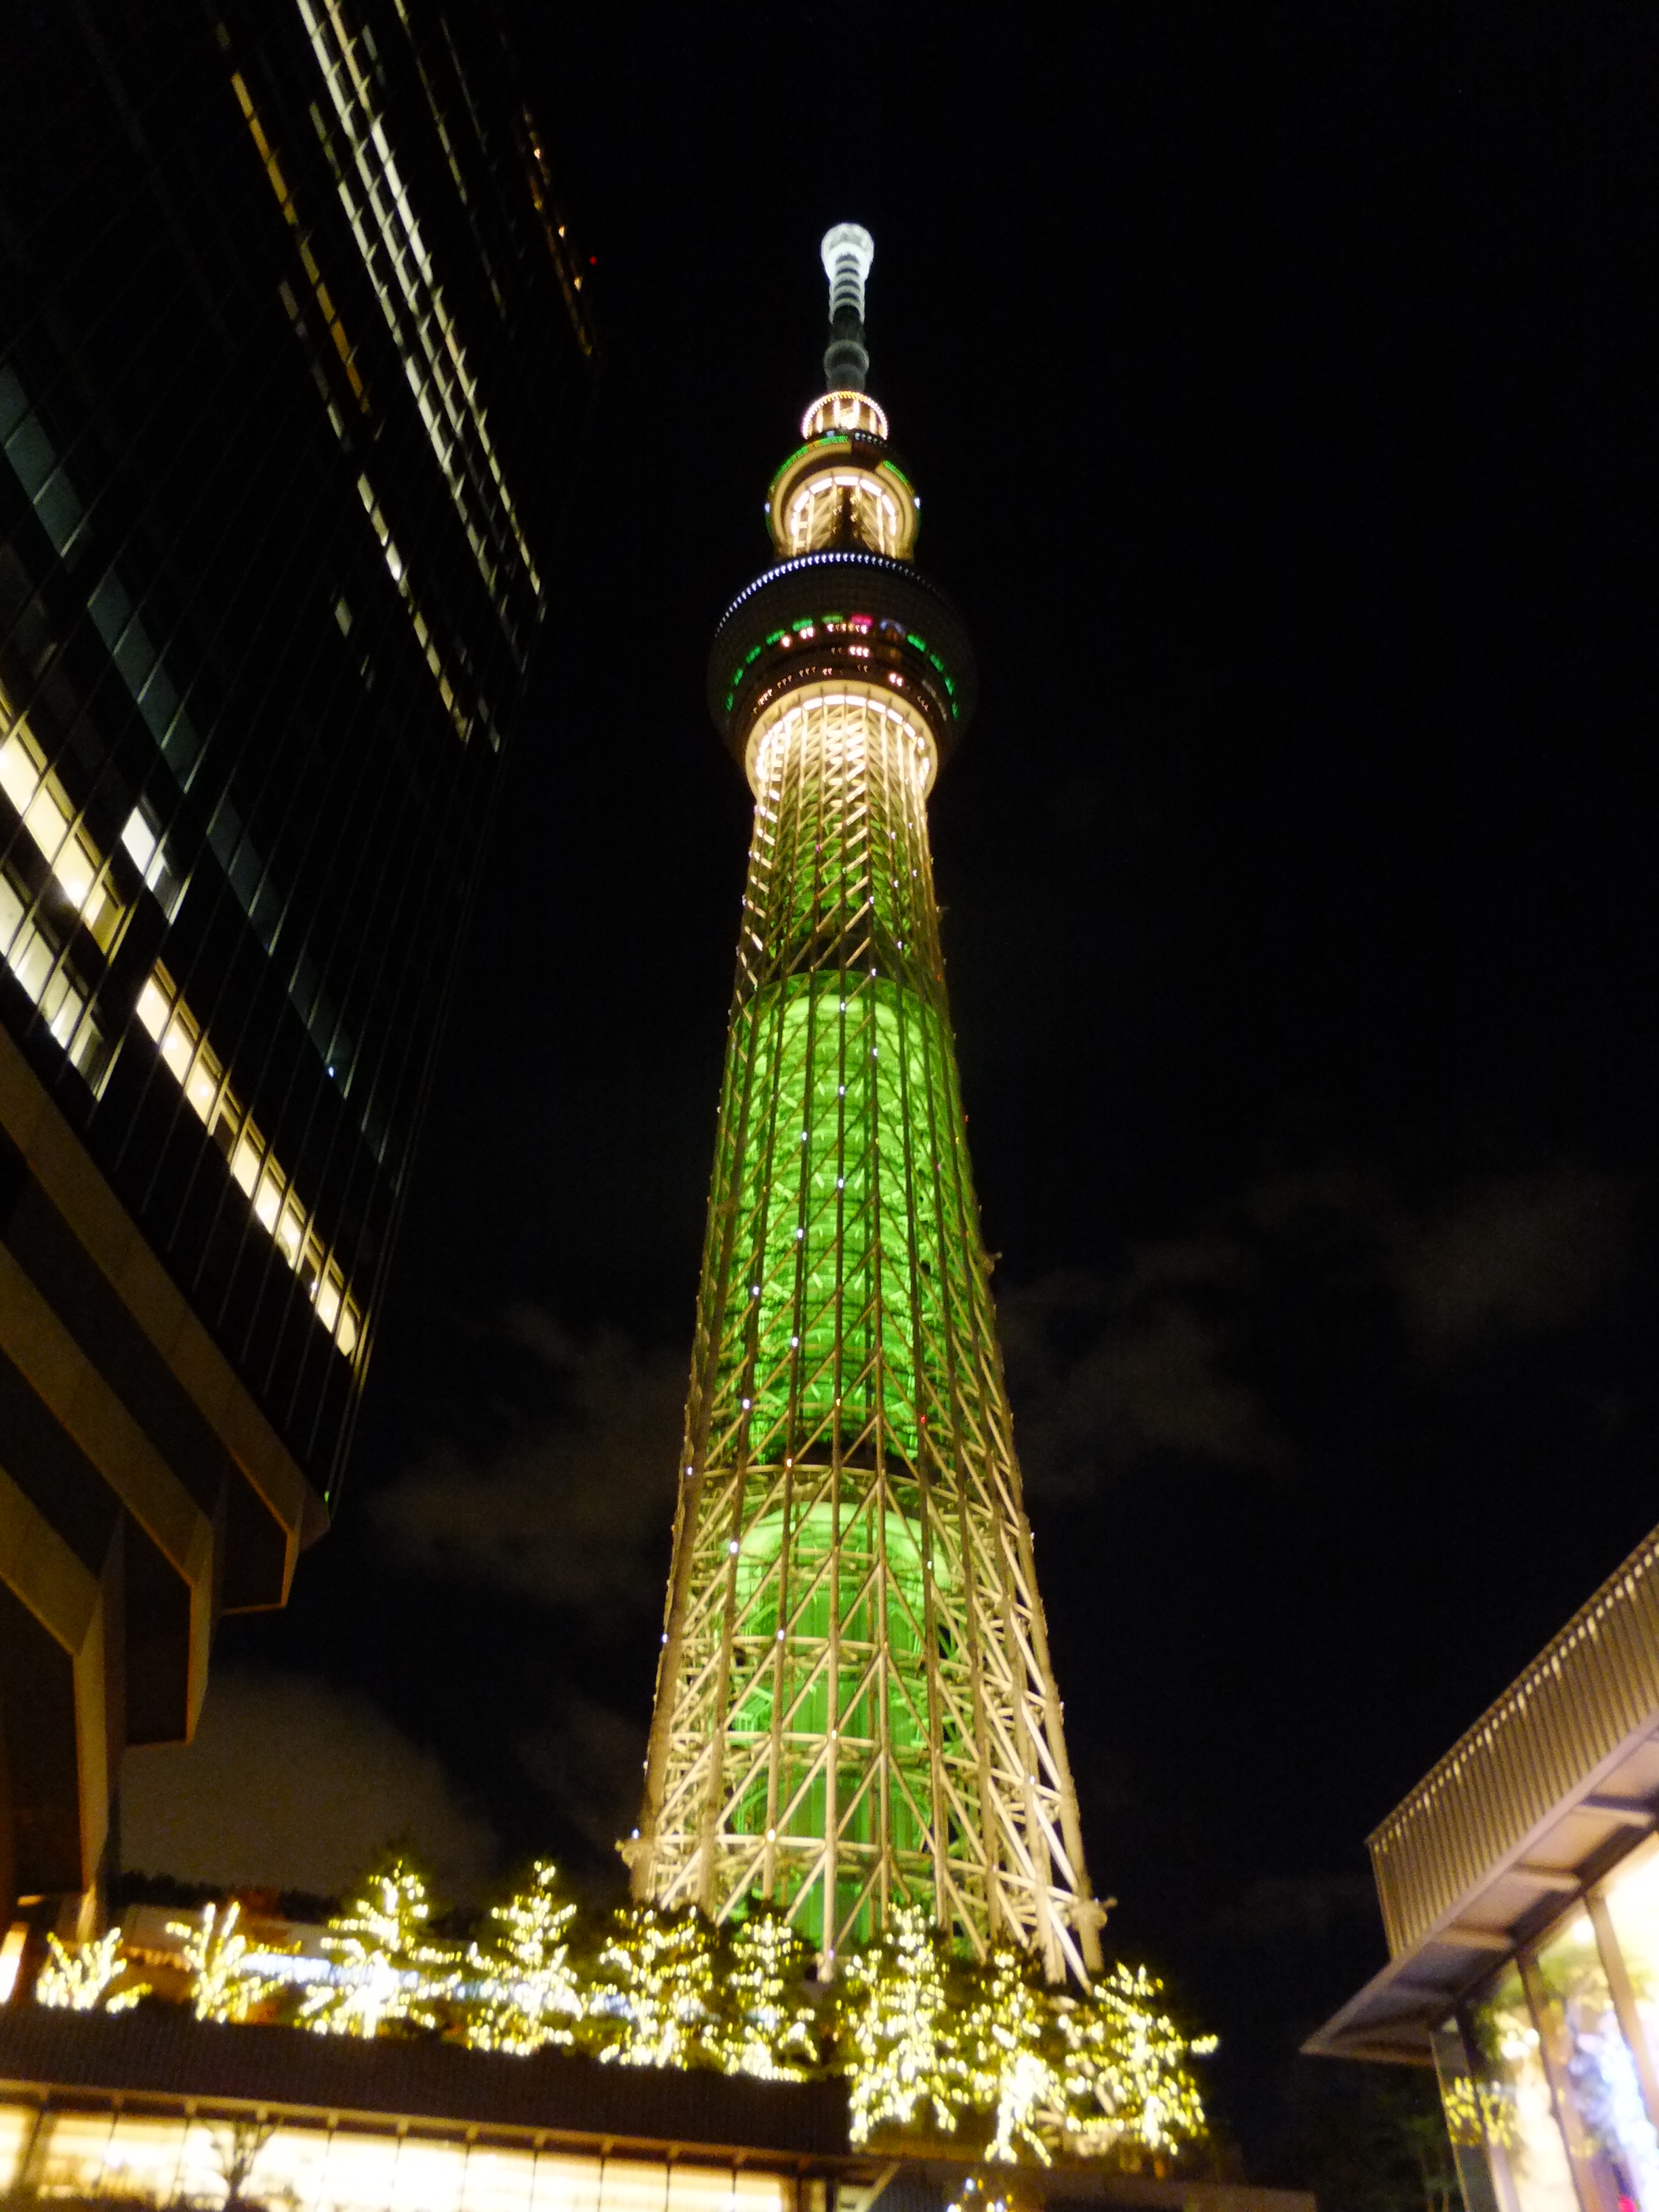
xmin=591 ymin=1906 xmax=720 ymax=2068
xmin=960 ymin=1948 xmax=1060 ymax=2165
xmin=837 ymin=1904 xmax=964 ymax=2144
xmin=1052 ymin=1965 xmax=1214 ymax=2161
xmin=718 ymin=1910 xmax=818 ymax=2080
xmin=169 ymin=1902 xmax=281 ymax=2024
xmin=34 ymin=1927 xmax=146 ymax=2013
xmin=300 ymin=1857 xmax=459 ymax=2039
xmin=465 ymin=1860 xmax=583 ymax=2055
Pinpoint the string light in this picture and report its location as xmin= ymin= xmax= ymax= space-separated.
xmin=716 ymin=1912 xmax=817 ymax=2080
xmin=590 ymin=1906 xmax=721 ymax=2070
xmin=300 ymin=1858 xmax=460 ymax=2039
xmin=22 ymin=1873 xmax=1213 ymax=2171
xmin=1050 ymin=1963 xmax=1215 ymax=2159
xmin=463 ymin=1860 xmax=582 ymax=2055
xmin=836 ymin=1904 xmax=963 ymax=2144
xmin=170 ymin=1902 xmax=279 ymax=2024
xmin=960 ymin=1946 xmax=1059 ymax=2164
xmin=34 ymin=1929 xmax=146 ymax=2014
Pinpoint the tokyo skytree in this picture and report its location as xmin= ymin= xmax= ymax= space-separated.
xmin=626 ymin=226 xmax=1105 ymax=1985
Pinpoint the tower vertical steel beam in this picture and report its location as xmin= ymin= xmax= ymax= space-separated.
xmin=628 ymin=229 xmax=1105 ymax=1984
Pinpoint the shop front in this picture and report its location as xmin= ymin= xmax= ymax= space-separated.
xmin=1311 ymin=1521 xmax=1659 ymax=2212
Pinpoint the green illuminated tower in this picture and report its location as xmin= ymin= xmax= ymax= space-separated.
xmin=628 ymin=226 xmax=1105 ymax=1984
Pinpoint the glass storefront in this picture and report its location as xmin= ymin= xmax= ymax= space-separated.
xmin=1532 ymin=1913 xmax=1659 ymax=2212
xmin=1600 ymin=1846 xmax=1659 ymax=2073
xmin=1443 ymin=1847 xmax=1659 ymax=2212
xmin=0 ymin=2102 xmax=794 ymax=2212
xmin=1433 ymin=2016 xmax=1504 ymax=2212
xmin=1467 ymin=1961 xmax=1580 ymax=2212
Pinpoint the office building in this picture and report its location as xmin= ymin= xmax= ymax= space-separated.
xmin=1 ymin=0 xmax=594 ymax=1923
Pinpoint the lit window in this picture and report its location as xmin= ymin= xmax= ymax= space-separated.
xmin=384 ymin=0 xmax=515 ymax=327
xmin=136 ymin=964 xmax=365 ymax=1360
xmin=354 ymin=474 xmax=472 ymax=742
xmin=1 ymin=705 xmax=125 ymax=950
xmin=270 ymin=258 xmax=478 ymax=748
xmin=119 ymin=801 xmax=186 ymax=921
xmin=3 ymin=368 xmax=391 ymax=1134
xmin=295 ymin=0 xmax=542 ymax=628
xmin=0 ymin=691 xmax=107 ymax=1076
xmin=0 ymin=874 xmax=103 ymax=1078
xmin=229 ymin=70 xmax=369 ymax=414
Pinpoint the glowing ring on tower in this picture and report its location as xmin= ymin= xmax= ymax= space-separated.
xmin=802 ymin=390 xmax=890 ymax=441
xmin=743 ymin=680 xmax=939 ymax=800
xmin=708 ymin=551 xmax=977 ymax=762
xmin=771 ymin=462 xmax=917 ymax=561
xmin=766 ymin=430 xmax=918 ymax=562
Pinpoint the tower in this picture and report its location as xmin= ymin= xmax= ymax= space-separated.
xmin=630 ymin=228 xmax=1104 ymax=1984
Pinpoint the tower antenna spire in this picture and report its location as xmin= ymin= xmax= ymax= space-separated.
xmin=820 ymin=222 xmax=874 ymax=391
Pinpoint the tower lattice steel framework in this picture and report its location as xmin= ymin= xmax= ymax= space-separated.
xmin=628 ymin=227 xmax=1105 ymax=1984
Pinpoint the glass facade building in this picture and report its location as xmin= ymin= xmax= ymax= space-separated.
xmin=0 ymin=0 xmax=594 ymax=1919
xmin=1311 ymin=1519 xmax=1659 ymax=2212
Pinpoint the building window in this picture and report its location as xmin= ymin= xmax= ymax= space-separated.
xmin=1 ymin=707 xmax=125 ymax=950
xmin=136 ymin=966 xmax=364 ymax=1359
xmin=1451 ymin=1869 xmax=1659 ymax=2212
xmin=119 ymin=799 xmax=186 ymax=921
xmin=1 ymin=693 xmax=119 ymax=1080
xmin=1530 ymin=1912 xmax=1659 ymax=2210
xmin=1598 ymin=1843 xmax=1659 ymax=2069
xmin=1467 ymin=1962 xmax=1579 ymax=2212
xmin=0 ymin=873 xmax=103 ymax=1077
xmin=293 ymin=0 xmax=541 ymax=626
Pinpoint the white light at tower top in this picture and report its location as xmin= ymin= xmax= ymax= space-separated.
xmin=820 ymin=223 xmax=875 ymax=323
xmin=820 ymin=223 xmax=875 ymax=392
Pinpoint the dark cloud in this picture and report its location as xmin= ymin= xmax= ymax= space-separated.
xmin=1389 ymin=1166 xmax=1632 ymax=1355
xmin=1001 ymin=1160 xmax=1636 ymax=1501
xmin=1212 ymin=1873 xmax=1375 ymax=1947
xmin=999 ymin=1253 xmax=1282 ymax=1500
xmin=514 ymin=1694 xmax=648 ymax=1864
xmin=371 ymin=1309 xmax=683 ymax=1629
xmin=122 ymin=1671 xmax=499 ymax=1903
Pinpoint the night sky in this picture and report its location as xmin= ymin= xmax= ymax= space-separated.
xmin=125 ymin=2 xmax=1656 ymax=2181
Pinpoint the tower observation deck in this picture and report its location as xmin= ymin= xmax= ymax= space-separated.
xmin=628 ymin=227 xmax=1105 ymax=1984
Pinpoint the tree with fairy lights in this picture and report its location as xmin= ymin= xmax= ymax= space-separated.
xmin=718 ymin=1909 xmax=819 ymax=2080
xmin=465 ymin=1860 xmax=583 ymax=2055
xmin=170 ymin=1901 xmax=280 ymax=2024
xmin=836 ymin=1904 xmax=965 ymax=2144
xmin=1051 ymin=1964 xmax=1215 ymax=2163
xmin=34 ymin=1928 xmax=146 ymax=2013
xmin=300 ymin=1856 xmax=459 ymax=2039
xmin=960 ymin=1946 xmax=1061 ymax=2165
xmin=590 ymin=1906 xmax=721 ymax=2068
